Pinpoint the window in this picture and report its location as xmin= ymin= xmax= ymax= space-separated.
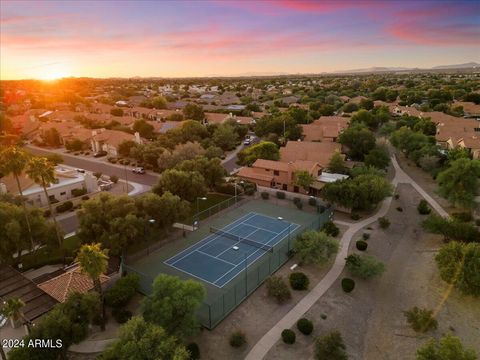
xmin=282 ymin=184 xmax=287 ymax=191
xmin=274 ymin=170 xmax=279 ymax=176
xmin=60 ymin=191 xmax=66 ymax=196
xmin=294 ymin=186 xmax=299 ymax=193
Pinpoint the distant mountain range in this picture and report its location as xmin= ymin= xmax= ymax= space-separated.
xmin=334 ymin=62 xmax=479 ymax=74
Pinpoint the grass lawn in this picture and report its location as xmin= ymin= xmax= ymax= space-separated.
xmin=21 ymin=235 xmax=82 ymax=270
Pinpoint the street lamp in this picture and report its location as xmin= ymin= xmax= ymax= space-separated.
xmin=196 ymin=197 xmax=207 ymax=224
xmin=234 ymin=179 xmax=244 ymax=203
xmin=278 ymin=216 xmax=291 ymax=251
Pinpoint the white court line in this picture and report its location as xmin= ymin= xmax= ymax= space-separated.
xmin=214 ymin=223 xmax=300 ymax=286
xmin=165 ymin=212 xmax=257 ymax=265
xmin=213 ymin=227 xmax=261 ymax=259
xmin=197 ymin=250 xmax=237 ymax=266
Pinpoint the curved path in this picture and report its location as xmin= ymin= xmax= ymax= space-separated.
xmin=244 ymin=155 xmax=448 ymax=360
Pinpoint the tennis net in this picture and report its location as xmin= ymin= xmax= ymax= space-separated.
xmin=210 ymin=227 xmax=274 ymax=252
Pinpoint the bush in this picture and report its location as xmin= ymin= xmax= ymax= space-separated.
xmin=266 ymin=276 xmax=291 ymax=303
xmin=293 ymin=197 xmax=301 ymax=205
xmin=321 ymin=221 xmax=339 ymax=237
xmin=186 ymin=342 xmax=200 ymax=360
xmin=261 ymin=191 xmax=269 ymax=200
xmin=276 ymin=191 xmax=286 ymax=199
xmin=229 ymin=331 xmax=246 ymax=348
xmin=417 ymin=200 xmax=431 ymax=215
xmin=105 ymin=274 xmax=140 ymax=308
xmin=404 ymin=307 xmax=438 ymax=333
xmin=242 ymin=182 xmax=256 ymax=196
xmin=43 ymin=210 xmax=51 ymax=218
xmin=110 ymin=175 xmax=119 ymax=184
xmin=308 ymin=197 xmax=317 ymax=206
xmin=56 ymin=201 xmax=73 ymax=213
xmin=345 ymin=254 xmax=385 ymax=279
xmin=214 ymin=182 xmax=236 ymax=195
xmin=394 ymin=194 xmax=400 ymax=200
xmin=356 ymin=240 xmax=368 ymax=251
xmin=71 ymin=188 xmax=87 ymax=197
xmin=362 ymin=233 xmax=370 ymax=240
xmin=350 ymin=213 xmax=360 ymax=220
xmin=317 ymin=204 xmax=326 ymax=214
xmin=295 ymin=201 xmax=303 ymax=210
xmin=341 ymin=278 xmax=355 ymax=293
xmin=281 ymin=329 xmax=296 ymax=344
xmin=297 ymin=318 xmax=314 ymax=335
xmin=81 ymin=195 xmax=90 ymax=201
xmin=289 ymin=272 xmax=309 ymax=290
xmin=93 ymin=172 xmax=102 ymax=179
xmin=378 ymin=217 xmax=390 ymax=229
xmin=452 ymin=212 xmax=473 ymax=223
xmin=315 ymin=331 xmax=347 ymax=360
xmin=112 ymin=308 xmax=132 ymax=324
xmin=396 ymin=206 xmax=403 ymax=212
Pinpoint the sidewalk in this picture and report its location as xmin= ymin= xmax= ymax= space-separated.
xmin=245 ymin=155 xmax=449 ymax=359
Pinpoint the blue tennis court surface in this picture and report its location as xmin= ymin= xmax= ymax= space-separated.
xmin=165 ymin=212 xmax=299 ymax=287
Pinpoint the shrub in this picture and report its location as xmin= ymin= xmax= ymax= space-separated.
xmin=378 ymin=217 xmax=390 ymax=229
xmin=345 ymin=254 xmax=385 ymax=279
xmin=394 ymin=194 xmax=400 ymax=200
xmin=43 ymin=210 xmax=51 ymax=218
xmin=321 ymin=314 xmax=327 ymax=320
xmin=315 ymin=331 xmax=348 ymax=360
xmin=293 ymin=197 xmax=301 ymax=205
xmin=396 ymin=206 xmax=403 ymax=212
xmin=362 ymin=233 xmax=370 ymax=240
xmin=243 ymin=182 xmax=256 ymax=196
xmin=214 ymin=182 xmax=236 ymax=195
xmin=266 ymin=276 xmax=291 ymax=303
xmin=281 ymin=329 xmax=296 ymax=344
xmin=81 ymin=195 xmax=90 ymax=201
xmin=289 ymin=272 xmax=309 ymax=290
xmin=186 ymin=342 xmax=200 ymax=360
xmin=417 ymin=200 xmax=431 ymax=215
xmin=93 ymin=172 xmax=102 ymax=179
xmin=71 ymin=188 xmax=87 ymax=197
xmin=276 ymin=191 xmax=286 ymax=199
xmin=297 ymin=318 xmax=314 ymax=335
xmin=56 ymin=201 xmax=73 ymax=213
xmin=295 ymin=201 xmax=303 ymax=210
xmin=341 ymin=278 xmax=355 ymax=293
xmin=261 ymin=191 xmax=269 ymax=200
xmin=308 ymin=197 xmax=317 ymax=206
xmin=112 ymin=308 xmax=132 ymax=324
xmin=350 ymin=213 xmax=360 ymax=220
xmin=317 ymin=204 xmax=326 ymax=214
xmin=229 ymin=331 xmax=246 ymax=348
xmin=110 ymin=175 xmax=119 ymax=184
xmin=356 ymin=240 xmax=368 ymax=251
xmin=321 ymin=221 xmax=340 ymax=237
xmin=452 ymin=212 xmax=473 ymax=223
xmin=404 ymin=307 xmax=438 ymax=333
xmin=105 ymin=274 xmax=140 ymax=308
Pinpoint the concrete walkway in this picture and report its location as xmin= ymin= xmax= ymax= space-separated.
xmin=245 ymin=155 xmax=449 ymax=360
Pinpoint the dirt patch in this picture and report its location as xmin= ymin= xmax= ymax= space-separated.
xmin=265 ymin=183 xmax=480 ymax=360
xmin=191 ymin=228 xmax=347 ymax=360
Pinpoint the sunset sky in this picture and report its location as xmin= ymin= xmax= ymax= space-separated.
xmin=1 ymin=0 xmax=479 ymax=80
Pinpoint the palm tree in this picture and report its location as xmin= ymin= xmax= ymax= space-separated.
xmin=0 ymin=297 xmax=31 ymax=333
xmin=0 ymin=146 xmax=34 ymax=249
xmin=26 ymin=156 xmax=63 ymax=247
xmin=76 ymin=243 xmax=109 ymax=331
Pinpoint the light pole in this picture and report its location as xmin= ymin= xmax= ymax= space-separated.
xmin=234 ymin=179 xmax=244 ymax=204
xmin=278 ymin=216 xmax=291 ymax=251
xmin=196 ymin=197 xmax=207 ymax=225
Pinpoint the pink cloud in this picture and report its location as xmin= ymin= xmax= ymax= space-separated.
xmin=388 ymin=22 xmax=480 ymax=45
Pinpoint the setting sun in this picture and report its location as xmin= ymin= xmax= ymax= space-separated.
xmin=36 ymin=64 xmax=71 ymax=81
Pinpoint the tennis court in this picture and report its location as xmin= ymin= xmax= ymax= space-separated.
xmin=165 ymin=212 xmax=299 ymax=287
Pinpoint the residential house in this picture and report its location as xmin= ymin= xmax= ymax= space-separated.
xmin=204 ymin=112 xmax=254 ymax=125
xmin=90 ymin=129 xmax=143 ymax=157
xmin=301 ymin=116 xmax=349 ymax=142
xmin=280 ymin=141 xmax=342 ymax=168
xmin=0 ymin=166 xmax=98 ymax=207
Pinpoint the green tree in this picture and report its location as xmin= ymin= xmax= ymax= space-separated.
xmin=0 ymin=146 xmax=34 ymax=248
xmin=437 ymin=158 xmax=480 ymax=209
xmin=153 ymin=169 xmax=207 ymax=202
xmin=102 ymin=316 xmax=188 ymax=360
xmin=351 ymin=109 xmax=379 ymax=129
xmin=175 ymin=156 xmax=226 ymax=189
xmin=254 ymin=113 xmax=303 ymax=142
xmin=328 ymin=151 xmax=347 ymax=174
xmin=338 ymin=123 xmax=376 ymax=160
xmin=0 ymin=298 xmax=30 ymax=333
xmin=345 ymin=254 xmax=385 ymax=279
xmin=142 ymin=274 xmax=205 ymax=339
xmin=117 ymin=140 xmax=138 ymax=157
xmin=212 ymin=124 xmax=238 ymax=150
xmin=76 ymin=243 xmax=109 ymax=331
xmin=133 ymin=119 xmax=155 ymax=139
xmin=364 ymin=145 xmax=390 ymax=170
xmin=237 ymin=141 xmax=279 ymax=166
xmin=404 ymin=307 xmax=438 ymax=333
xmin=435 ymin=242 xmax=480 ymax=297
xmin=41 ymin=128 xmax=61 ymax=147
xmin=294 ymin=170 xmax=315 ymax=192
xmin=183 ymin=103 xmax=204 ymax=121
xmin=294 ymin=231 xmax=339 ymax=265
xmin=422 ymin=215 xmax=480 ymax=243
xmin=151 ymin=96 xmax=168 ymax=109
xmin=416 ymin=335 xmax=477 ymax=360
xmin=315 ymin=331 xmax=348 ymax=360
xmin=26 ymin=156 xmax=63 ymax=247
xmin=135 ymin=192 xmax=190 ymax=228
